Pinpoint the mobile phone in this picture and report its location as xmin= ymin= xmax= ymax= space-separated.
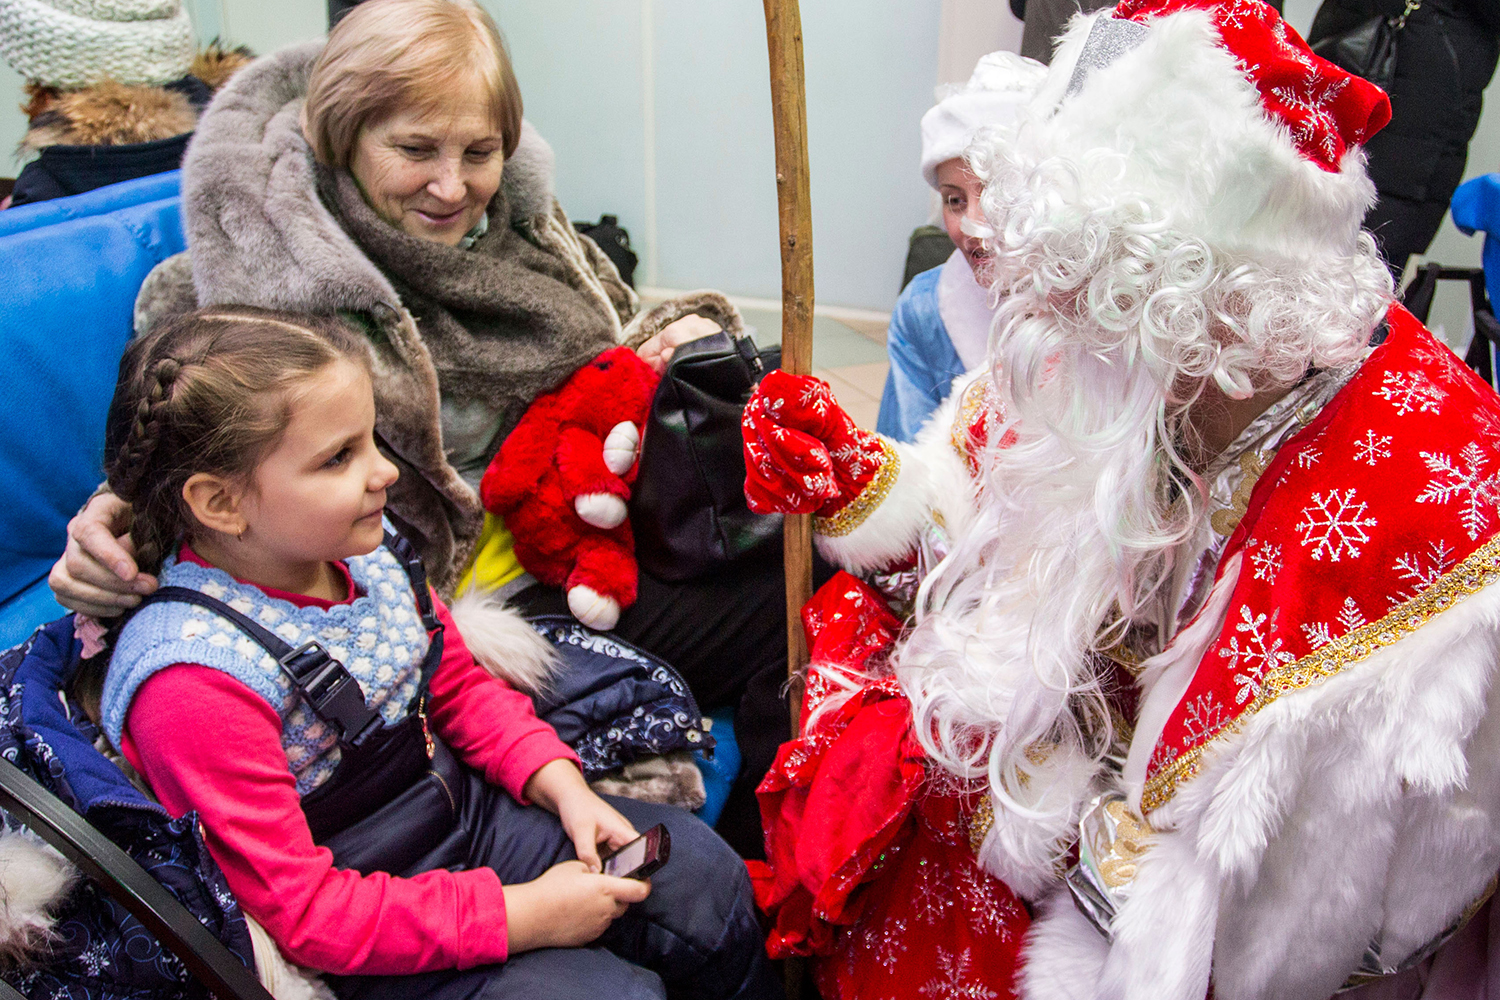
xmin=600 ymin=823 xmax=671 ymax=880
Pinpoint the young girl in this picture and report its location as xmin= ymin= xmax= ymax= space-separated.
xmin=92 ymin=307 xmax=777 ymax=1000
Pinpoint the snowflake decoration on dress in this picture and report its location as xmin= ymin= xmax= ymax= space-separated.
xmin=1181 ymin=691 xmax=1227 ymax=748
xmin=1374 ymin=370 xmax=1446 ymax=416
xmin=918 ymin=947 xmax=1001 ymax=1000
xmin=1296 ymin=447 xmax=1322 ymax=469
xmin=1296 ymin=488 xmax=1377 ymax=561
xmin=855 ymin=913 xmax=910 ymax=973
xmin=1352 ymin=429 xmax=1392 ymax=467
xmin=1416 ymin=442 xmax=1500 ymax=541
xmin=1218 ymin=605 xmax=1294 ymax=703
xmin=1391 ymin=539 xmax=1457 ymax=607
xmin=1410 ymin=339 xmax=1467 ymax=384
xmin=1301 ymin=596 xmax=1368 ymax=649
xmin=1250 ymin=541 xmax=1283 ymax=583
xmin=913 ymin=859 xmax=954 ymax=924
xmin=957 ymin=864 xmax=1022 ymax=941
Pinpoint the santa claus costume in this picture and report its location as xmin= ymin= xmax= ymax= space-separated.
xmin=742 ymin=1 xmax=1500 ymax=998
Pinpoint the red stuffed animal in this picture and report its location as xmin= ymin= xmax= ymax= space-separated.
xmin=480 ymin=346 xmax=661 ymax=630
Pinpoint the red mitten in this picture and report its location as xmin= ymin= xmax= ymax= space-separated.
xmin=742 ymin=371 xmax=889 ymax=517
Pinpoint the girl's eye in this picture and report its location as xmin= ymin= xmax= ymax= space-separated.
xmin=945 ymin=196 xmax=965 ymax=212
xmin=324 ymin=447 xmax=352 ymax=469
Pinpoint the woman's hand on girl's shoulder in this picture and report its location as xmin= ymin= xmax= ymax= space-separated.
xmin=50 ymin=492 xmax=158 ymax=618
xmin=502 ymin=861 xmax=651 ymax=953
xmin=523 ymin=758 xmax=637 ymax=870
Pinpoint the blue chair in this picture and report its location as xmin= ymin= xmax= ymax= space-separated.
xmin=0 ymin=181 xmax=186 ymax=648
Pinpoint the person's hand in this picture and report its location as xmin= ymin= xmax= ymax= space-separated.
xmin=48 ymin=492 xmax=158 ymax=618
xmin=501 ymin=860 xmax=651 ymax=953
xmin=742 ymin=370 xmax=891 ymax=518
xmin=635 ymin=313 xmax=721 ymax=375
xmin=523 ymin=758 xmax=637 ymax=870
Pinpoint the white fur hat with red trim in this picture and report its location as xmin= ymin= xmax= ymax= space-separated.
xmin=1016 ymin=0 xmax=1391 ymax=263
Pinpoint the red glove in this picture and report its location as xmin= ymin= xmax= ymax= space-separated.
xmin=742 ymin=371 xmax=889 ymax=517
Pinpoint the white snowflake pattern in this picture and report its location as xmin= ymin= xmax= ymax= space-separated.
xmin=1391 ymin=539 xmax=1457 ymax=606
xmin=1269 ymin=19 xmax=1316 ymax=68
xmin=76 ymin=938 xmax=111 ymax=976
xmin=957 ymin=865 xmax=1022 ymax=941
xmin=1297 ymin=448 xmax=1323 ymax=469
xmin=1374 ymin=370 xmax=1447 ymax=416
xmin=1250 ymin=541 xmax=1283 ymax=583
xmin=1181 ymin=691 xmax=1227 ymax=746
xmin=918 ymin=947 xmax=1001 ymax=1000
xmin=1300 ymin=596 xmax=1368 ymax=650
xmin=1217 ymin=0 xmax=1271 ymax=29
xmin=1352 ymin=429 xmax=1393 ymax=467
xmin=1416 ymin=442 xmax=1500 ymax=541
xmin=799 ymin=382 xmax=833 ymax=415
xmin=913 ymin=859 xmax=953 ymax=924
xmin=1411 ymin=340 xmax=1466 ymax=383
xmin=1272 ymin=74 xmax=1347 ymax=160
xmin=855 ymin=913 xmax=910 ymax=973
xmin=1218 ymin=606 xmax=1294 ymax=704
xmin=1296 ymin=489 xmax=1377 ymax=561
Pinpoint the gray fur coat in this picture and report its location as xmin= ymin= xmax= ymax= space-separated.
xmin=136 ymin=42 xmax=741 ymax=590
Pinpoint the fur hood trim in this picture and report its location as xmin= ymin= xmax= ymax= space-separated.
xmin=20 ymin=80 xmax=196 ymax=150
xmin=1022 ymin=578 xmax=1500 ymax=1000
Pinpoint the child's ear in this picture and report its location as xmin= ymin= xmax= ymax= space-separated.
xmin=182 ymin=474 xmax=247 ymax=538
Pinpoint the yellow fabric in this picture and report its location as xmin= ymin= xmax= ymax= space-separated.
xmin=456 ymin=513 xmax=526 ymax=596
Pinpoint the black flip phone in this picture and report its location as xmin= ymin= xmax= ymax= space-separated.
xmin=600 ymin=823 xmax=671 ymax=880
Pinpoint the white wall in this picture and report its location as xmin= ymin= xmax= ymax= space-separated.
xmin=4 ymin=0 xmax=1496 ymax=320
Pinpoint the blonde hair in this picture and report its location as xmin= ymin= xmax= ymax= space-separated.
xmin=303 ymin=0 xmax=523 ymax=169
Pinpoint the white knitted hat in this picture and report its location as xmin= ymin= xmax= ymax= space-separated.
xmin=0 ymin=0 xmax=195 ymax=88
xmin=920 ymin=50 xmax=1047 ymax=189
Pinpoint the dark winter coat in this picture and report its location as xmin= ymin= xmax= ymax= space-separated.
xmin=1311 ymin=0 xmax=1500 ymax=272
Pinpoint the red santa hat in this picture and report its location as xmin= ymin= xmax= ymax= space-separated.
xmin=1026 ymin=0 xmax=1391 ymax=262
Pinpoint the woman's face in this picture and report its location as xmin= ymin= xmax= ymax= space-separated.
xmin=935 ymin=158 xmax=990 ymax=279
xmin=350 ymin=100 xmax=504 ymax=246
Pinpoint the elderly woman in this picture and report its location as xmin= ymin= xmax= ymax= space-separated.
xmin=50 ymin=0 xmax=792 ymax=857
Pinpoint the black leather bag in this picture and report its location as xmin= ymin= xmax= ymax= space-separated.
xmin=1310 ymin=0 xmax=1419 ymax=91
xmin=630 ymin=331 xmax=783 ymax=581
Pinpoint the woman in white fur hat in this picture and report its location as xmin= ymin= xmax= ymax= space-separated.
xmin=0 ymin=0 xmax=251 ymax=206
xmin=875 ymin=50 xmax=1045 ymax=442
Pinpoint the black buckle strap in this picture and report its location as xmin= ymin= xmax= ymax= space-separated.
xmin=277 ymin=640 xmax=384 ymax=745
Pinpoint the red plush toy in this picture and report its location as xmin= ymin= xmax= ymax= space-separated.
xmin=480 ymin=346 xmax=661 ymax=630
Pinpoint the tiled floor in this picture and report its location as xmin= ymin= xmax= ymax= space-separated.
xmin=644 ymin=298 xmax=892 ymax=430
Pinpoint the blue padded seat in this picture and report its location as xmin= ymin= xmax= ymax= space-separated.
xmin=0 ymin=183 xmax=186 ymax=647
xmin=0 ymin=170 xmax=180 ymax=239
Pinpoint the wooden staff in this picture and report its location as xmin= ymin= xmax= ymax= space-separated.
xmin=762 ymin=0 xmax=815 ymax=737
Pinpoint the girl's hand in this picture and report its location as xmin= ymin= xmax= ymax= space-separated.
xmin=502 ymin=861 xmax=651 ymax=953
xmin=523 ymin=759 xmax=638 ymax=870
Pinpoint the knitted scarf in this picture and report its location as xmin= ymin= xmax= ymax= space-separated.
xmin=319 ymin=166 xmax=621 ymax=461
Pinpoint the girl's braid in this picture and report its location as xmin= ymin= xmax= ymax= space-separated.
xmin=112 ymin=357 xmax=183 ymax=503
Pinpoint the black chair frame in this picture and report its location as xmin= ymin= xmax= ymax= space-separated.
xmin=0 ymin=757 xmax=273 ymax=1000
xmin=1401 ymin=263 xmax=1500 ymax=389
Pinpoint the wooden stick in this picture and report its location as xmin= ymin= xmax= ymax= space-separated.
xmin=762 ymin=0 xmax=816 ymax=739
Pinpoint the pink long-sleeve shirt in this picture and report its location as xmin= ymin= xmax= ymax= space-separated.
xmin=119 ymin=550 xmax=578 ymax=975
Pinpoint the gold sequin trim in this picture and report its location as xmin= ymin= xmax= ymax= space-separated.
xmin=1210 ymin=450 xmax=1270 ymax=536
xmin=1141 ymin=535 xmax=1500 ymax=814
xmin=815 ymin=437 xmax=901 ymax=538
xmin=968 ymin=794 xmax=995 ymax=857
xmin=951 ymin=379 xmax=990 ymax=461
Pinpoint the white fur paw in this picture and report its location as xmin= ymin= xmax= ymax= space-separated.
xmin=568 ymin=585 xmax=621 ymax=631
xmin=602 ymin=421 xmax=641 ymax=476
xmin=574 ymin=492 xmax=628 ymax=529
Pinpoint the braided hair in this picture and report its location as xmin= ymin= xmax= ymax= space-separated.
xmin=74 ymin=307 xmax=372 ymax=718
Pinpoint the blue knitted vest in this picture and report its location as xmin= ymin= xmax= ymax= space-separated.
xmin=102 ymin=545 xmax=429 ymax=795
